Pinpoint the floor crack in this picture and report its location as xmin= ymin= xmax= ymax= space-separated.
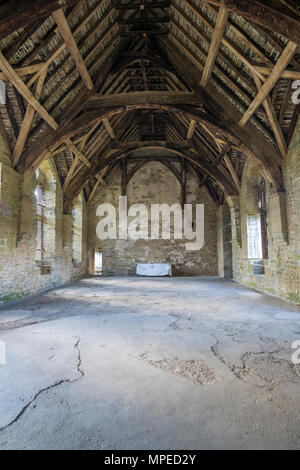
xmin=210 ymin=337 xmax=280 ymax=390
xmin=0 ymin=337 xmax=84 ymax=432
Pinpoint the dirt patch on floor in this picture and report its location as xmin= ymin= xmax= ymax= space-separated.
xmin=236 ymin=353 xmax=300 ymax=388
xmin=147 ymin=357 xmax=221 ymax=385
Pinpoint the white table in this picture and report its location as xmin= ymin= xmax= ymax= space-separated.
xmin=136 ymin=263 xmax=172 ymax=277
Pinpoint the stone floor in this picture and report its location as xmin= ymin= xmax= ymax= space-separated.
xmin=0 ymin=276 xmax=299 ymax=450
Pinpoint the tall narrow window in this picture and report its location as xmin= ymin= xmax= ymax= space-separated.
xmin=72 ymin=197 xmax=83 ymax=264
xmin=259 ymin=178 xmax=269 ymax=259
xmin=247 ymin=215 xmax=262 ymax=259
xmin=34 ymin=163 xmax=56 ymax=263
xmin=34 ymin=170 xmax=45 ymax=262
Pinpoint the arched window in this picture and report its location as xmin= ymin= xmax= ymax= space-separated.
xmin=34 ymin=162 xmax=56 ymax=263
xmin=243 ymin=160 xmax=269 ymax=274
xmin=72 ymin=195 xmax=83 ymax=264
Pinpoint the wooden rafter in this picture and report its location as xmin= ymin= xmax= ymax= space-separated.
xmin=201 ymin=0 xmax=300 ymax=45
xmin=159 ymin=35 xmax=283 ymax=186
xmin=12 ymin=67 xmax=48 ymax=167
xmin=187 ymin=120 xmax=196 ymax=140
xmin=26 ymin=0 xmax=114 ymax=90
xmin=0 ymin=51 xmax=58 ymax=130
xmin=252 ymin=73 xmax=287 ymax=159
xmin=88 ymin=91 xmax=201 ymax=107
xmin=201 ymin=6 xmax=229 ymax=87
xmin=255 ymin=67 xmax=300 ymax=81
xmin=223 ymin=154 xmax=240 ymax=192
xmin=52 ymin=9 xmax=94 ymax=90
xmin=0 ymin=63 xmax=47 ymax=81
xmin=239 ymin=41 xmax=298 ymax=127
xmin=102 ymin=118 xmax=116 ymax=139
xmin=0 ymin=0 xmax=79 ymax=40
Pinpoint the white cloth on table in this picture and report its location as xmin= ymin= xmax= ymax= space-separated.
xmin=136 ymin=263 xmax=172 ymax=277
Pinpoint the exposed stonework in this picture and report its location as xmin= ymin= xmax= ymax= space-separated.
xmin=0 ymin=136 xmax=88 ymax=301
xmin=229 ymin=117 xmax=300 ymax=305
xmin=88 ymin=161 xmax=218 ymax=276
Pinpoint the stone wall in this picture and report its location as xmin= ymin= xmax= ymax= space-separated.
xmin=0 ymin=137 xmax=88 ymax=301
xmin=228 ymin=118 xmax=300 ymax=304
xmin=88 ymin=161 xmax=219 ymax=276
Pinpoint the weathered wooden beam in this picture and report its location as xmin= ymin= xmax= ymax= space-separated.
xmin=159 ymin=36 xmax=283 ymax=187
xmin=12 ymin=67 xmax=48 ymax=167
xmin=118 ymin=17 xmax=170 ymax=24
xmin=120 ymin=30 xmax=168 ymax=37
xmin=116 ymin=1 xmax=170 ymax=9
xmin=183 ymin=0 xmax=270 ymax=76
xmin=216 ymin=140 xmax=232 ymax=165
xmin=26 ymin=0 xmax=113 ymax=89
xmin=201 ymin=0 xmax=300 ymax=45
xmin=170 ymin=3 xmax=258 ymax=92
xmin=201 ymin=6 xmax=229 ymax=87
xmin=95 ymin=173 xmax=107 ymax=186
xmin=0 ymin=0 xmax=79 ymax=40
xmin=52 ymin=9 xmax=94 ymax=90
xmin=0 ymin=63 xmax=47 ymax=81
xmin=252 ymin=73 xmax=287 ymax=159
xmin=65 ymin=139 xmax=91 ymax=167
xmin=87 ymin=180 xmax=100 ymax=205
xmin=62 ymin=137 xmax=92 ymax=192
xmin=223 ymin=154 xmax=240 ymax=192
xmin=17 ymin=41 xmax=129 ymax=174
xmin=102 ymin=117 xmax=116 ymax=139
xmin=115 ymin=140 xmax=194 ymax=150
xmin=88 ymin=91 xmax=200 ymax=107
xmin=255 ymin=67 xmax=300 ymax=80
xmin=187 ymin=120 xmax=196 ymax=139
xmin=0 ymin=50 xmax=58 ymax=130
xmin=239 ymin=41 xmax=297 ymax=127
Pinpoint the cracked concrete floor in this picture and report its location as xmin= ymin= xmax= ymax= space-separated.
xmin=0 ymin=276 xmax=299 ymax=450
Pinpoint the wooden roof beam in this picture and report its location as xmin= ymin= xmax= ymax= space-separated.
xmin=0 ymin=50 xmax=58 ymax=130
xmin=223 ymin=154 xmax=241 ymax=192
xmin=88 ymin=91 xmax=201 ymax=107
xmin=187 ymin=120 xmax=197 ymax=140
xmin=116 ymin=2 xmax=170 ymax=9
xmin=0 ymin=63 xmax=47 ymax=81
xmin=158 ymin=36 xmax=283 ymax=186
xmin=102 ymin=118 xmax=116 ymax=139
xmin=202 ymin=0 xmax=300 ymax=45
xmin=183 ymin=0 xmax=271 ymax=72
xmin=255 ymin=67 xmax=300 ymax=81
xmin=12 ymin=67 xmax=48 ymax=167
xmin=201 ymin=6 xmax=229 ymax=87
xmin=252 ymin=73 xmax=287 ymax=159
xmin=95 ymin=174 xmax=108 ymax=186
xmin=0 ymin=0 xmax=79 ymax=40
xmin=52 ymin=9 xmax=94 ymax=90
xmin=118 ymin=17 xmax=170 ymax=24
xmin=239 ymin=41 xmax=297 ymax=127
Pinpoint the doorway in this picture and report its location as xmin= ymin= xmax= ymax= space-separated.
xmin=93 ymin=250 xmax=103 ymax=275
